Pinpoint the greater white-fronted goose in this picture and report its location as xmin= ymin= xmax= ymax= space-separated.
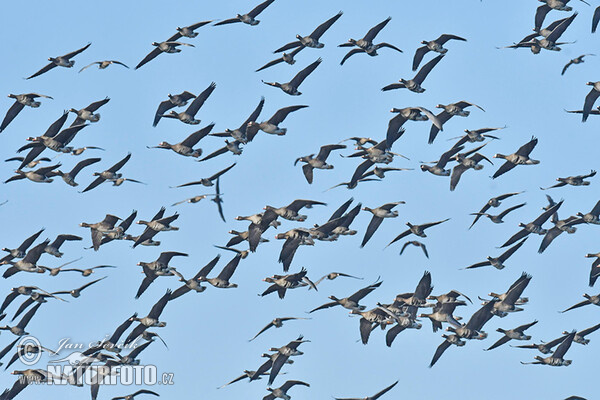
xmin=199 ymin=140 xmax=243 ymax=161
xmin=492 ymin=136 xmax=539 ymax=179
xmin=173 ymin=163 xmax=236 ymax=188
xmin=111 ymin=389 xmax=160 ymax=400
xmin=333 ymin=381 xmax=398 ymax=400
xmin=153 ymin=91 xmax=196 ymax=127
xmin=0 ymin=303 xmax=41 ymax=336
xmin=387 ymin=107 xmax=442 ymax=145
xmin=564 ymin=323 xmax=600 ymax=345
xmin=449 ymin=143 xmax=493 ymax=191
xmin=428 ymin=101 xmax=484 ymax=144
xmin=2 ymin=240 xmax=49 ymax=278
xmin=521 ymin=330 xmax=576 ymax=366
xmin=538 ymin=214 xmax=584 ymax=253
xmin=246 ymin=104 xmax=308 ymax=139
xmin=134 ymin=212 xmax=179 ymax=248
xmin=561 ymin=293 xmax=600 ymax=313
xmin=249 ymin=317 xmax=309 ymax=341
xmin=263 ymin=58 xmax=322 ymax=95
xmin=541 ymin=170 xmax=596 ymax=189
xmin=469 ymin=191 xmax=524 ymax=229
xmin=339 ymin=16 xmax=392 ymax=50
xmin=0 ymin=93 xmax=53 ymax=134
xmin=486 ymin=320 xmax=538 ymax=351
xmin=295 ymin=144 xmax=346 ymax=184
xmin=451 ymin=126 xmax=505 ymax=148
xmin=54 ymin=158 xmax=101 ymax=187
xmin=388 ymin=218 xmax=450 ymax=247
xmin=79 ymin=60 xmax=129 ymax=73
xmin=263 ymin=380 xmax=309 ymax=400
xmin=313 ymin=272 xmax=362 ymax=287
xmin=26 ymin=43 xmax=91 ymax=79
xmin=576 ymin=199 xmax=600 ymax=223
xmin=400 ymin=240 xmax=429 ymax=258
xmin=160 ymin=82 xmax=215 ymax=125
xmin=0 ymin=229 xmax=44 ymax=265
xmin=382 ymin=54 xmax=444 ymax=93
xmin=309 ymin=281 xmax=382 ymax=313
xmin=149 ymin=123 xmax=213 ymax=157
xmin=562 ymin=54 xmax=595 ymax=75
xmin=5 ymin=163 xmax=61 ymax=184
xmin=210 ymin=98 xmax=264 ymax=144
xmin=465 ymin=238 xmax=527 ymax=270
xmin=81 ymin=153 xmax=133 ymax=193
xmin=135 ymin=39 xmax=194 ymax=70
xmin=412 ymin=34 xmax=466 ymax=71
xmin=262 ymin=267 xmax=316 ymax=298
xmin=124 ymin=289 xmax=171 ymax=345
xmin=485 ymin=272 xmax=532 ymax=317
xmin=535 ymin=1 xmax=583 ymax=31
xmin=256 ymin=47 xmax=304 ymax=72
xmin=500 ymin=200 xmax=562 ymax=248
xmin=214 ymin=0 xmax=275 ymax=26
xmin=420 ymin=145 xmax=463 ymax=176
xmin=53 ymin=277 xmax=106 ymax=298
xmin=168 ymin=256 xmax=220 ymax=300
xmin=69 ymin=97 xmax=110 ymax=125
xmin=340 ymin=40 xmax=402 ymax=65
xmin=274 ymin=12 xmax=343 ymax=52
xmin=360 ymin=202 xmax=405 ymax=247
xmin=43 ymin=234 xmax=81 ymax=257
xmin=171 ymin=20 xmax=213 ymax=39
xmin=470 ymin=203 xmax=526 ymax=225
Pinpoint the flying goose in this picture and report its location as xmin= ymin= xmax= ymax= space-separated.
xmin=214 ymin=0 xmax=275 ymax=26
xmin=360 ymin=202 xmax=405 ymax=247
xmin=565 ymin=323 xmax=600 ymax=345
xmin=483 ymin=273 xmax=532 ymax=317
xmin=449 ymin=144 xmax=493 ymax=191
xmin=2 ymin=240 xmax=48 ymax=277
xmin=535 ymin=1 xmax=585 ymax=31
xmin=23 ymin=123 xmax=88 ymax=155
xmin=450 ymin=126 xmax=505 ymax=148
xmin=160 ymin=82 xmax=216 ymax=124
xmin=274 ymin=11 xmax=343 ymax=52
xmin=443 ymin=299 xmax=497 ymax=341
xmin=111 ymin=389 xmax=160 ymax=400
xmin=387 ymin=107 xmax=442 ymax=145
xmin=246 ymin=104 xmax=308 ymax=139
xmin=256 ymin=47 xmax=304 ymax=72
xmin=538 ymin=214 xmax=584 ymax=253
xmin=500 ymin=200 xmax=562 ymax=248
xmin=561 ymin=293 xmax=600 ymax=313
xmin=0 ymin=286 xmax=53 ymax=314
xmin=55 ymin=265 xmax=116 ymax=277
xmin=212 ymin=177 xmax=226 ymax=222
xmin=420 ymin=145 xmax=463 ymax=176
xmin=419 ymin=300 xmax=466 ymax=332
xmin=522 ymin=12 xmax=578 ymax=52
xmin=382 ymin=54 xmax=444 ymax=93
xmin=562 ymin=54 xmax=595 ymax=75
xmin=412 ymin=34 xmax=466 ymax=71
xmin=541 ymin=170 xmax=596 ymax=189
xmin=218 ymin=370 xmax=272 ymax=389
xmin=148 ymin=123 xmax=214 ymax=157
xmin=69 ymin=97 xmax=110 ymax=125
xmin=26 ymin=43 xmax=91 ymax=79
xmin=199 ymin=140 xmax=243 ymax=161
xmin=400 ymin=241 xmax=429 ymax=258
xmin=71 ymin=146 xmax=104 ymax=156
xmin=134 ymin=212 xmax=179 ymax=248
xmin=313 ymin=272 xmax=362 ymax=286
xmin=80 ymin=214 xmax=121 ymax=251
xmin=262 ymin=58 xmax=322 ymax=95
xmin=0 ymin=229 xmax=45 ymax=265
xmin=334 ymin=380 xmax=398 ymax=400
xmin=153 ymin=91 xmax=196 ymax=127
xmin=492 ymin=136 xmax=539 ymax=179
xmin=79 ymin=60 xmax=129 ymax=73
xmin=469 ymin=192 xmax=524 ymax=228
xmin=513 ymin=333 xmax=570 ymax=354
xmin=265 ymin=336 xmax=309 ymax=386
xmin=124 ymin=289 xmax=172 ymax=345
xmin=388 ymin=219 xmax=450 ymax=247
xmin=93 ymin=210 xmax=138 ymax=248
xmin=0 ymin=303 xmax=42 ymax=336
xmin=81 ymin=153 xmax=133 ymax=193
xmin=249 ymin=317 xmax=309 ymax=341
xmin=585 ymin=252 xmax=600 ymax=286
xmin=470 ymin=203 xmax=526 ymax=225
xmin=54 ymin=158 xmax=101 ymax=187
xmin=263 ymin=380 xmax=309 ymax=400
xmin=521 ymin=331 xmax=576 ymax=366
xmin=262 ymin=268 xmax=317 ymax=298
xmin=43 ymin=234 xmax=82 ymax=257
xmin=53 ymin=277 xmax=106 ymax=298
xmin=201 ymin=254 xmax=242 ymax=288
xmin=309 ymin=281 xmax=382 ymax=313
xmin=210 ymin=98 xmax=264 ymax=144
xmin=576 ymin=199 xmax=600 ymax=223
xmin=0 ymin=94 xmax=53 ymax=133
xmin=5 ymin=163 xmax=61 ymax=184
xmin=294 ymin=144 xmax=346 ymax=184
xmin=173 ymin=163 xmax=236 ymax=188
xmin=135 ymin=40 xmax=195 ymax=70
xmin=339 ymin=40 xmax=402 ymax=65
xmin=168 ymin=256 xmax=221 ymax=300
xmin=486 ymin=321 xmax=538 ymax=351
xmin=339 ymin=16 xmax=392 ymax=50
xmin=428 ymin=101 xmax=485 ymax=144
xmin=5 ymin=156 xmax=51 ymax=169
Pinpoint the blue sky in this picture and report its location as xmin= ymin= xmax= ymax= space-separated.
xmin=0 ymin=0 xmax=598 ymax=399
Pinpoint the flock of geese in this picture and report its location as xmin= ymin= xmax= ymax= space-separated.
xmin=0 ymin=1 xmax=599 ymax=399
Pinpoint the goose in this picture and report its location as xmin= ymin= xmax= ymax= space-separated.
xmin=500 ymin=200 xmax=562 ymax=248
xmin=246 ymin=104 xmax=308 ymax=138
xmin=470 ymin=192 xmax=524 ymax=228
xmin=3 ymin=368 xmax=60 ymax=399
xmin=262 ymin=267 xmax=316 ymax=298
xmin=492 ymin=136 xmax=539 ymax=179
xmin=562 ymin=54 xmax=595 ymax=75
xmin=313 ymin=272 xmax=362 ymax=287
xmin=535 ymin=1 xmax=586 ymax=31
xmin=4 ymin=341 xmax=58 ymax=370
xmin=309 ymin=281 xmax=382 ymax=313
xmin=43 ymin=234 xmax=81 ymax=257
xmin=538 ymin=214 xmax=584 ymax=253
xmin=210 ymin=98 xmax=264 ymax=144
xmin=93 ymin=210 xmax=137 ymax=248
xmin=412 ymin=34 xmax=466 ymax=70
xmin=4 ymin=162 xmax=61 ymax=184
xmin=419 ymin=301 xmax=466 ymax=332
xmin=71 ymin=146 xmax=104 ymax=156
xmin=340 ymin=42 xmax=402 ymax=65
xmin=124 ymin=235 xmax=160 ymax=247
xmin=382 ymin=54 xmax=444 ymax=93
xmin=166 ymin=255 xmax=220 ymax=300
xmin=54 ymin=158 xmax=101 ymax=187
xmin=160 ymin=82 xmax=216 ymax=124
xmin=24 ymin=123 xmax=87 ymax=155
xmin=172 ymin=163 xmax=236 ymax=187
xmin=218 ymin=370 xmax=272 ymax=389
xmin=295 ymin=144 xmax=346 ymax=184
xmin=5 ymin=156 xmax=52 ymax=169
xmin=214 ymin=245 xmax=249 ymax=260
xmin=111 ymin=389 xmax=160 ymax=400
xmin=2 ymin=240 xmax=49 ymax=278
xmin=171 ymin=20 xmax=213 ymax=39
xmin=0 ymin=303 xmax=42 ymax=336
xmin=0 ymin=286 xmax=53 ymax=314
xmin=394 ymin=271 xmax=435 ymax=308
xmin=526 ymin=12 xmax=578 ymax=52
xmin=153 ymin=91 xmax=196 ymax=127
xmin=334 ymin=381 xmax=398 ymax=400
xmin=138 ymin=251 xmax=187 ymax=273
xmin=276 ymin=230 xmax=315 ymax=272
xmin=420 ymin=146 xmax=463 ymax=176
xmin=53 ymin=277 xmax=106 ymax=298
xmin=400 ymin=241 xmax=429 ymax=258
xmin=387 ymin=107 xmax=442 ymax=145
xmin=171 ymin=194 xmax=215 ymax=206
xmin=26 ymin=43 xmax=91 ymax=79
xmin=450 ymin=144 xmax=493 ymax=191
xmin=79 ymin=60 xmax=129 ymax=73
xmin=199 ymin=140 xmax=243 ymax=161
xmin=124 ymin=290 xmax=171 ymax=345
xmin=450 ymin=126 xmax=505 ymax=148
xmin=266 ymin=336 xmax=310 ymax=386
xmin=214 ymin=0 xmax=275 ymax=26
xmin=135 ymin=40 xmax=195 ymax=70
xmin=470 ymin=203 xmax=526 ymax=225
xmin=0 ymin=94 xmax=53 ymax=133
xmin=226 ymin=229 xmax=269 ymax=248
xmin=212 ymin=176 xmax=226 ymax=222
xmin=565 ymin=323 xmax=600 ymax=346
xmin=351 ymin=307 xmax=395 ymax=344
xmin=582 ymin=81 xmax=600 ymax=122
xmin=134 ymin=212 xmax=179 ymax=248
xmin=264 ymin=199 xmax=326 ymax=222
xmin=444 ymin=299 xmax=497 ymax=341
xmin=541 ymin=170 xmax=596 ymax=189
xmin=428 ymin=101 xmax=485 ymax=144
xmin=81 ymin=153 xmax=133 ymax=193
xmin=60 ymin=265 xmax=116 ymax=277
xmin=585 ymin=252 xmax=600 ymax=286
xmin=430 ymin=334 xmax=466 ymax=367
xmin=360 ymin=167 xmax=413 ymax=180
xmin=262 ymin=58 xmax=322 ymax=95
xmin=274 ymin=12 xmax=343 ymax=52
xmin=14 ymin=112 xmax=66 ymax=168
xmin=360 ymin=202 xmax=405 ymax=247
xmin=486 ymin=321 xmax=538 ymax=351
xmin=576 ymin=199 xmax=600 ymax=224
xmin=107 ymin=340 xmax=153 ymax=366
xmin=69 ymin=97 xmax=110 ymax=124
xmin=465 ymin=238 xmax=527 ymax=269
xmin=264 ymin=380 xmax=309 ymax=400
xmin=339 ymin=16 xmax=393 ymax=50
xmin=80 ymin=214 xmax=121 ymax=251
xmin=513 ymin=333 xmax=569 ymax=353
xmin=249 ymin=317 xmax=309 ymax=341
xmin=521 ymin=331 xmax=576 ymax=366
xmin=561 ymin=293 xmax=600 ymax=312
xmin=484 ymin=273 xmax=532 ymax=317
xmin=202 ymin=254 xmax=242 ymax=288
xmin=388 ymin=219 xmax=450 ymax=247
xmin=256 ymin=47 xmax=304 ymax=72
xmin=149 ymin=123 xmax=213 ymax=157
xmin=10 ymin=289 xmax=67 ymax=320
xmin=0 ymin=229 xmax=44 ymax=265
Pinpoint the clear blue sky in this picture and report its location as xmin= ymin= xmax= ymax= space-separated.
xmin=0 ymin=0 xmax=598 ymax=399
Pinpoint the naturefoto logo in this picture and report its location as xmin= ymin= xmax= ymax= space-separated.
xmin=16 ymin=336 xmax=174 ymax=387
